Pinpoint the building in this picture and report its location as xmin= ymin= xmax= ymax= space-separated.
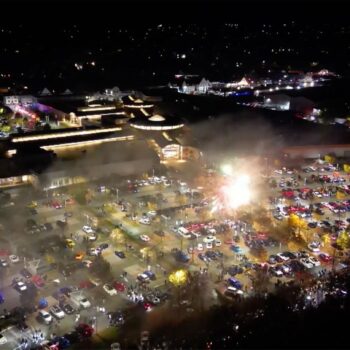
xmin=169 ymin=75 xmax=211 ymax=94
xmin=264 ymin=94 xmax=291 ymax=110
xmin=128 ymin=112 xmax=199 ymax=161
xmin=122 ymin=95 xmax=154 ymax=117
xmin=289 ymin=96 xmax=315 ymax=115
xmin=39 ymin=140 xmax=159 ymax=191
xmin=3 ymin=95 xmax=37 ymax=106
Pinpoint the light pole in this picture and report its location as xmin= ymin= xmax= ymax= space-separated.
xmin=116 ymin=188 xmax=119 ymax=203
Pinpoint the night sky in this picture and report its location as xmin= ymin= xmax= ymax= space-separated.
xmin=0 ymin=0 xmax=348 ymax=92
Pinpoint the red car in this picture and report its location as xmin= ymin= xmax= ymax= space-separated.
xmin=0 ymin=249 xmax=10 ymax=257
xmin=318 ymin=253 xmax=332 ymax=263
xmin=256 ymin=232 xmax=268 ymax=240
xmin=76 ymin=323 xmax=94 ymax=338
xmin=113 ymin=281 xmax=126 ymax=292
xmin=51 ymin=201 xmax=62 ymax=209
xmin=143 ymin=302 xmax=152 ymax=311
xmin=78 ymin=280 xmax=95 ymax=289
xmin=32 ymin=275 xmax=45 ymax=288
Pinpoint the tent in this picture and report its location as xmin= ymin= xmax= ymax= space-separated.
xmin=62 ymin=89 xmax=73 ymax=95
xmin=39 ymin=88 xmax=52 ymax=96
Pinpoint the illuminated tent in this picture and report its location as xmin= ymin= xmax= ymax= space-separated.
xmin=39 ymin=88 xmax=52 ymax=96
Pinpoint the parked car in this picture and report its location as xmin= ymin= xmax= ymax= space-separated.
xmin=137 ymin=273 xmax=150 ymax=283
xmin=115 ymin=251 xmax=126 ymax=259
xmin=62 ymin=304 xmax=75 ymax=315
xmin=276 ymin=253 xmax=289 ymax=262
xmin=50 ymin=305 xmax=65 ymax=319
xmin=82 ymin=226 xmax=95 ymax=234
xmin=140 ymin=235 xmax=150 ymax=242
xmin=227 ymin=277 xmax=242 ymax=289
xmin=318 ymin=253 xmax=332 ymax=263
xmin=113 ymin=281 xmax=126 ymax=292
xmin=300 ymin=258 xmax=314 ymax=269
xmin=308 ymin=256 xmax=321 ymax=267
xmin=103 ymin=284 xmax=117 ymax=296
xmin=9 ymin=255 xmax=20 ymax=263
xmin=308 ymin=242 xmax=321 ymax=252
xmin=15 ymin=281 xmax=27 ymax=292
xmin=39 ymin=310 xmax=53 ymax=325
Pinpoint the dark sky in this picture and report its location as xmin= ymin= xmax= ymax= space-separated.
xmin=0 ymin=0 xmax=348 ymax=92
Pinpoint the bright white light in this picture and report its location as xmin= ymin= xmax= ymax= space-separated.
xmin=221 ymin=164 xmax=233 ymax=176
xmin=223 ymin=175 xmax=251 ymax=209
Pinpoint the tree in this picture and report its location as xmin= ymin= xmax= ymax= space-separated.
xmin=252 ymin=269 xmax=271 ymax=294
xmin=90 ymin=255 xmax=112 ymax=281
xmin=336 ymin=232 xmax=350 ymax=250
xmin=321 ymin=234 xmax=331 ymax=246
xmin=288 ymin=214 xmax=307 ymax=238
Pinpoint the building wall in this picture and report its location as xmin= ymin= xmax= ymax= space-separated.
xmin=41 ymin=158 xmax=156 ymax=190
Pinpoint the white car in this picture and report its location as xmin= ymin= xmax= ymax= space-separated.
xmin=147 ymin=211 xmax=157 ymax=217
xmin=0 ymin=334 xmax=7 ymax=345
xmin=308 ymin=243 xmax=320 ymax=253
xmin=203 ymin=235 xmax=216 ymax=243
xmin=270 ymin=267 xmax=283 ymax=277
xmin=300 ymin=258 xmax=314 ymax=269
xmin=39 ymin=310 xmax=53 ymax=325
xmin=276 ymin=253 xmax=289 ymax=262
xmin=280 ymin=265 xmax=291 ymax=274
xmin=87 ymin=233 xmax=97 ymax=241
xmin=80 ymin=298 xmax=91 ymax=308
xmin=206 ymin=242 xmax=213 ymax=249
xmin=215 ymin=239 xmax=222 ymax=247
xmin=226 ymin=286 xmax=244 ymax=295
xmin=16 ymin=281 xmax=27 ymax=292
xmin=83 ymin=226 xmax=95 ymax=234
xmin=88 ymin=248 xmax=100 ymax=256
xmin=103 ymin=283 xmax=117 ymax=296
xmin=197 ymin=243 xmax=204 ymax=251
xmin=82 ymin=260 xmax=93 ymax=268
xmin=139 ymin=218 xmax=151 ymax=225
xmin=137 ymin=273 xmax=150 ymax=282
xmin=140 ymin=235 xmax=150 ymax=242
xmin=308 ymin=256 xmax=321 ymax=267
xmin=111 ymin=343 xmax=121 ymax=350
xmin=50 ymin=305 xmax=65 ymax=319
xmin=151 ymin=296 xmax=161 ymax=304
xmin=9 ymin=255 xmax=20 ymax=263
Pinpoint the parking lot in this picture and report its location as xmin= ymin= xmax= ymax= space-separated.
xmin=0 ymin=160 xmax=349 ymax=348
